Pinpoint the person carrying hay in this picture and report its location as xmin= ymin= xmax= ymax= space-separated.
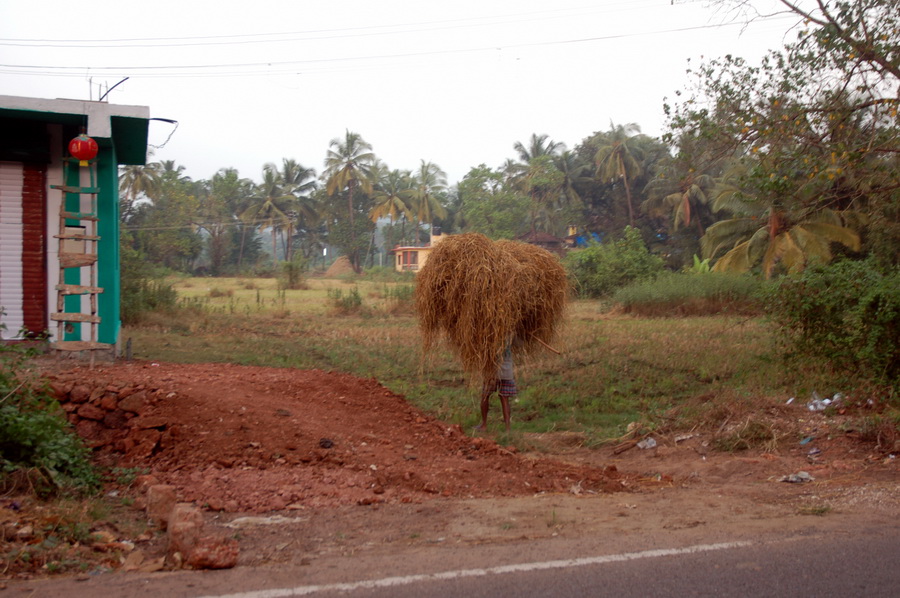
xmin=478 ymin=341 xmax=517 ymax=431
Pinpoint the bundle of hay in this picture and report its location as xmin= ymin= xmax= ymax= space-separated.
xmin=416 ymin=233 xmax=568 ymax=384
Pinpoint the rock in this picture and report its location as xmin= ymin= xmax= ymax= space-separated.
xmin=99 ymin=392 xmax=119 ymax=411
xmin=89 ymin=387 xmax=105 ymax=403
xmin=167 ymin=503 xmax=204 ymax=557
xmin=133 ymin=416 xmax=168 ymax=430
xmin=103 ymin=409 xmax=130 ymax=429
xmin=49 ymin=380 xmax=73 ymax=399
xmin=185 ymin=536 xmax=239 ymax=570
xmin=75 ymin=419 xmax=103 ymax=442
xmin=69 ymin=384 xmax=91 ymax=403
xmin=146 ymin=485 xmax=177 ymax=529
xmin=76 ymin=403 xmax=106 ymax=421
xmin=118 ymin=390 xmax=148 ymax=414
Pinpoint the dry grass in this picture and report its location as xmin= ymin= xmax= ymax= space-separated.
xmin=415 ymin=234 xmax=568 ymax=384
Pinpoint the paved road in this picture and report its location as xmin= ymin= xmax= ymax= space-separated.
xmin=197 ymin=532 xmax=897 ymax=598
xmin=13 ymin=525 xmax=898 ymax=598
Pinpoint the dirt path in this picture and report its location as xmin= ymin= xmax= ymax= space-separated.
xmin=3 ymin=359 xmax=898 ymax=591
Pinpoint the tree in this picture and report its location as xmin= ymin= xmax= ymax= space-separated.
xmin=241 ymin=165 xmax=295 ymax=267
xmin=196 ymin=168 xmax=254 ymax=275
xmin=275 ymin=158 xmax=318 ymax=262
xmin=323 ymin=131 xmax=376 ymax=270
xmin=370 ymin=168 xmax=414 ymax=251
xmin=667 ymin=0 xmax=900 ymax=269
xmin=409 ymin=160 xmax=448 ymax=243
xmin=458 ymin=165 xmax=530 ymax=239
xmin=593 ymin=123 xmax=645 ymax=227
xmin=700 ymin=164 xmax=862 ymax=277
xmin=118 ymin=161 xmax=160 ymax=222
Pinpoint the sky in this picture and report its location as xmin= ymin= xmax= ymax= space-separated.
xmin=0 ymin=0 xmax=800 ymax=187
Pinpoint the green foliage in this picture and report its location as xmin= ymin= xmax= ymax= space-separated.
xmin=120 ymin=233 xmax=178 ymax=325
xmin=277 ymin=254 xmax=309 ymax=290
xmin=612 ymin=271 xmax=762 ymax=316
xmin=564 ymin=226 xmax=664 ymax=298
xmin=326 ymin=287 xmax=364 ymax=314
xmin=762 ymin=259 xmax=900 ymax=387
xmin=0 ymin=344 xmax=98 ymax=494
xmin=457 ymin=165 xmax=530 ymax=239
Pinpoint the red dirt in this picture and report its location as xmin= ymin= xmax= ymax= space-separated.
xmin=46 ymin=361 xmax=628 ymax=513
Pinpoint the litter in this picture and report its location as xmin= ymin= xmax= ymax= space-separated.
xmin=807 ymin=391 xmax=842 ymax=412
xmin=637 ymin=437 xmax=657 ymax=450
xmin=780 ymin=471 xmax=814 ymax=483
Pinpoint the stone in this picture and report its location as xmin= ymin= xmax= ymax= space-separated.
xmin=76 ymin=403 xmax=106 ymax=421
xmin=69 ymin=384 xmax=91 ymax=403
xmin=167 ymin=503 xmax=204 ymax=556
xmin=133 ymin=416 xmax=168 ymax=430
xmin=185 ymin=536 xmax=239 ymax=570
xmin=118 ymin=390 xmax=148 ymax=414
xmin=75 ymin=419 xmax=102 ymax=442
xmin=103 ymin=409 xmax=129 ymax=429
xmin=146 ymin=485 xmax=177 ymax=529
xmin=99 ymin=393 xmax=119 ymax=411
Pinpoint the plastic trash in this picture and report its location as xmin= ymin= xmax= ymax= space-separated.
xmin=807 ymin=391 xmax=843 ymax=412
xmin=780 ymin=471 xmax=814 ymax=483
xmin=636 ymin=437 xmax=657 ymax=450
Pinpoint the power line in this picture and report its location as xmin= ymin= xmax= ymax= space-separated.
xmin=0 ymin=16 xmax=793 ymax=78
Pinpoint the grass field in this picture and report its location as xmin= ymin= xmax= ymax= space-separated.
xmin=123 ymin=276 xmax=846 ymax=445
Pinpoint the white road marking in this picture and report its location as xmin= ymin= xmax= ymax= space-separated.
xmin=197 ymin=540 xmax=754 ymax=598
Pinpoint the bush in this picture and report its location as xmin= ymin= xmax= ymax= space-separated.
xmin=277 ymin=255 xmax=309 ymax=290
xmin=762 ymin=259 xmax=900 ymax=387
xmin=564 ymin=226 xmax=664 ymax=298
xmin=327 ymin=287 xmax=365 ymax=314
xmin=120 ymin=240 xmax=178 ymax=325
xmin=612 ymin=271 xmax=763 ymax=316
xmin=0 ymin=343 xmax=98 ymax=494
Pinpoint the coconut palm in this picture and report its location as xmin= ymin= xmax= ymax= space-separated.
xmin=594 ymin=123 xmax=644 ymax=227
xmin=701 ymin=167 xmax=862 ymax=277
xmin=513 ymin=133 xmax=565 ymax=164
xmin=322 ymin=130 xmax=376 ymax=229
xmin=240 ymin=165 xmax=296 ymax=267
xmin=274 ymin=158 xmax=318 ymax=262
xmin=409 ymin=160 xmax=448 ymax=243
xmin=118 ymin=161 xmax=160 ymax=222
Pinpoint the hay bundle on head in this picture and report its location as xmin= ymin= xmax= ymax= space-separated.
xmin=416 ymin=233 xmax=568 ymax=385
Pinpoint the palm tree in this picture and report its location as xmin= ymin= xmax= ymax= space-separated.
xmin=370 ymin=168 xmax=414 ymax=226
xmin=275 ymin=158 xmax=318 ymax=262
xmin=594 ymin=123 xmax=644 ymax=227
xmin=118 ymin=161 xmax=160 ymax=221
xmin=409 ymin=160 xmax=448 ymax=243
xmin=513 ymin=133 xmax=565 ymax=164
xmin=240 ymin=165 xmax=296 ymax=267
xmin=642 ymin=168 xmax=716 ymax=237
xmin=701 ymin=167 xmax=862 ymax=277
xmin=322 ymin=130 xmax=376 ymax=229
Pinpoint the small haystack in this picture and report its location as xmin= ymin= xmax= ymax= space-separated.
xmin=324 ymin=255 xmax=355 ymax=278
xmin=416 ymin=233 xmax=568 ymax=384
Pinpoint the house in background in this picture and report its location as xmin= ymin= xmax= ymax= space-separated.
xmin=392 ymin=227 xmax=447 ymax=273
xmin=0 ymin=95 xmax=150 ymax=359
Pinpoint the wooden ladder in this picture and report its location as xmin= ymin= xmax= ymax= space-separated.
xmin=49 ymin=157 xmax=110 ymax=366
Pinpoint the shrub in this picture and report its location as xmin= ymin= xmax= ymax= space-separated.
xmin=0 ymin=342 xmax=98 ymax=494
xmin=762 ymin=259 xmax=900 ymax=387
xmin=277 ymin=255 xmax=309 ymax=290
xmin=327 ymin=287 xmax=365 ymax=314
xmin=564 ymin=226 xmax=664 ymax=298
xmin=120 ymin=241 xmax=178 ymax=325
xmin=612 ymin=271 xmax=763 ymax=316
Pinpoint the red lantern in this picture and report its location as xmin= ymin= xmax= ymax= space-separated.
xmin=68 ymin=133 xmax=98 ymax=167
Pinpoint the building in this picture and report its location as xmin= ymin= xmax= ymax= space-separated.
xmin=0 ymin=95 xmax=151 ymax=359
xmin=392 ymin=229 xmax=447 ymax=273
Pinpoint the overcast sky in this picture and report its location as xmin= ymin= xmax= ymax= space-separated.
xmin=1 ymin=0 xmax=798 ymax=186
